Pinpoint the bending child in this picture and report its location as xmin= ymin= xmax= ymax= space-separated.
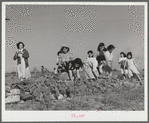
xmin=97 ymin=55 xmax=112 ymax=77
xmin=83 ymin=50 xmax=99 ymax=80
xmin=68 ymin=58 xmax=83 ymax=82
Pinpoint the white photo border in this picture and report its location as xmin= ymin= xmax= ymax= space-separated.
xmin=2 ymin=2 xmax=148 ymax=121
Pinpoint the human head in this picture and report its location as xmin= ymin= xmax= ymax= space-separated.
xmin=96 ymin=55 xmax=105 ymax=64
xmin=87 ymin=50 xmax=94 ymax=58
xmin=127 ymin=52 xmax=132 ymax=59
xmin=60 ymin=46 xmax=70 ymax=54
xmin=120 ymin=52 xmax=126 ymax=58
xmin=97 ymin=43 xmax=105 ymax=52
xmin=16 ymin=42 xmax=25 ymax=49
xmin=107 ymin=45 xmax=115 ymax=53
xmin=57 ymin=51 xmax=63 ymax=56
xmin=73 ymin=58 xmax=83 ymax=69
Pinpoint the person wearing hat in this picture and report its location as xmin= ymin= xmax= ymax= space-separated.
xmin=104 ymin=44 xmax=115 ymax=77
xmin=13 ymin=42 xmax=31 ymax=81
xmin=60 ymin=45 xmax=74 ymax=80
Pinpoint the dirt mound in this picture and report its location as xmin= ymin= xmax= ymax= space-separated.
xmin=5 ymin=69 xmax=144 ymax=110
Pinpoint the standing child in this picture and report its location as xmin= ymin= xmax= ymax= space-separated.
xmin=96 ymin=43 xmax=107 ymax=74
xmin=126 ymin=52 xmax=143 ymax=84
xmin=104 ymin=45 xmax=115 ymax=77
xmin=97 ymin=42 xmax=107 ymax=57
xmin=118 ymin=52 xmax=128 ymax=79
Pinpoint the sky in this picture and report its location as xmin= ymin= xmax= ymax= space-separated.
xmin=5 ymin=5 xmax=145 ymax=73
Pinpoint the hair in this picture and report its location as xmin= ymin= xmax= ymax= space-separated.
xmin=96 ymin=55 xmax=105 ymax=63
xmin=120 ymin=52 xmax=126 ymax=57
xmin=97 ymin=42 xmax=107 ymax=52
xmin=16 ymin=42 xmax=25 ymax=49
xmin=107 ymin=44 xmax=115 ymax=51
xmin=57 ymin=51 xmax=63 ymax=56
xmin=87 ymin=50 xmax=93 ymax=54
xmin=127 ymin=52 xmax=133 ymax=59
xmin=73 ymin=58 xmax=83 ymax=68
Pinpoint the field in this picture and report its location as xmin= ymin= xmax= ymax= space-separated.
xmin=5 ymin=70 xmax=144 ymax=111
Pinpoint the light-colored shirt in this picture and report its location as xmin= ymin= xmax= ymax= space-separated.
xmin=84 ymin=57 xmax=98 ymax=71
xmin=61 ymin=52 xmax=74 ymax=62
xmin=104 ymin=51 xmax=113 ymax=62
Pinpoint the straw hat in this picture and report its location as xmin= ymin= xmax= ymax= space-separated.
xmin=60 ymin=44 xmax=70 ymax=52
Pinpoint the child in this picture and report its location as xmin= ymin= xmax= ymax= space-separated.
xmin=104 ymin=44 xmax=115 ymax=77
xmin=97 ymin=55 xmax=112 ymax=77
xmin=97 ymin=42 xmax=107 ymax=56
xmin=60 ymin=45 xmax=74 ymax=80
xmin=83 ymin=50 xmax=99 ymax=80
xmin=68 ymin=58 xmax=83 ymax=82
xmin=118 ymin=52 xmax=128 ymax=79
xmin=96 ymin=43 xmax=107 ymax=74
xmin=54 ymin=51 xmax=65 ymax=74
xmin=126 ymin=52 xmax=142 ymax=84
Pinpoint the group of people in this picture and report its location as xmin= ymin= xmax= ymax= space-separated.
xmin=54 ymin=43 xmax=143 ymax=84
xmin=13 ymin=42 xmax=143 ymax=85
xmin=118 ymin=52 xmax=142 ymax=83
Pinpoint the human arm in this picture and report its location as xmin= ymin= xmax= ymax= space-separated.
xmin=133 ymin=58 xmax=140 ymax=70
xmin=22 ymin=49 xmax=29 ymax=59
xmin=76 ymin=69 xmax=80 ymax=79
xmin=13 ymin=51 xmax=19 ymax=60
xmin=118 ymin=58 xmax=122 ymax=64
xmin=69 ymin=53 xmax=74 ymax=61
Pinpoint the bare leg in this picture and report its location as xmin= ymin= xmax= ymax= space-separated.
xmin=76 ymin=69 xmax=80 ymax=79
xmin=69 ymin=70 xmax=74 ymax=82
xmin=136 ymin=74 xmax=143 ymax=84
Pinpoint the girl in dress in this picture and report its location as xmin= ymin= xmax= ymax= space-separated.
xmin=118 ymin=52 xmax=129 ymax=79
xmin=13 ymin=42 xmax=31 ymax=81
xmin=104 ymin=44 xmax=115 ymax=77
xmin=126 ymin=52 xmax=142 ymax=84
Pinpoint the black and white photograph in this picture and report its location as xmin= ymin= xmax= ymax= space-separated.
xmin=2 ymin=2 xmax=148 ymax=121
